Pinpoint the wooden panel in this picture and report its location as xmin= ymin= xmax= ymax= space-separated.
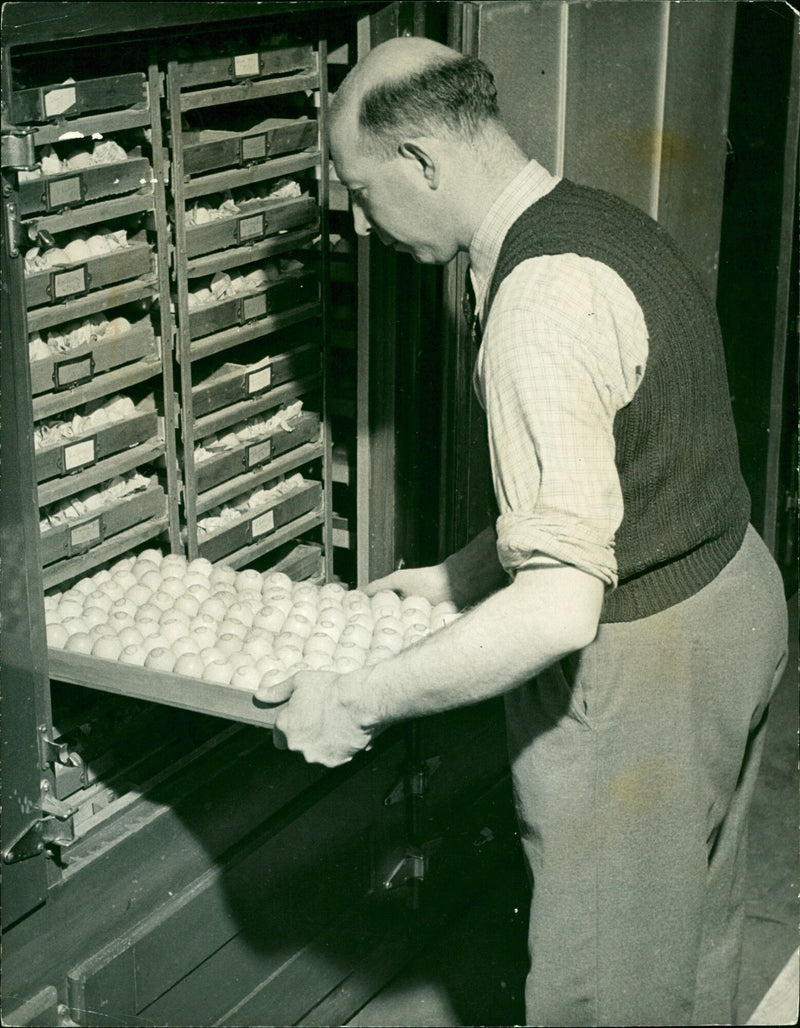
xmin=658 ymin=1 xmax=736 ymax=295
xmin=468 ymin=1 xmax=565 ymax=174
xmin=564 ymin=0 xmax=668 ymax=215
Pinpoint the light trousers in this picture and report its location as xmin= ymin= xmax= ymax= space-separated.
xmin=505 ymin=525 xmax=789 ymax=1027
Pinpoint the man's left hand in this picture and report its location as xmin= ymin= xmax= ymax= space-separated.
xmin=254 ymin=668 xmax=374 ymax=767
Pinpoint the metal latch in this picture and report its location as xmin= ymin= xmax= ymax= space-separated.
xmin=384 ymin=755 xmax=441 ymax=806
xmin=382 ymin=838 xmax=442 ymax=891
xmin=2 ymin=789 xmax=77 ymax=865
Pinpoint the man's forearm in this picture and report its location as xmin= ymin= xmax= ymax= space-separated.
xmin=339 ymin=563 xmax=604 ymax=729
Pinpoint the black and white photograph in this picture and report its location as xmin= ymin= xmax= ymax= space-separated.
xmin=1 ymin=2 xmax=797 ymax=1025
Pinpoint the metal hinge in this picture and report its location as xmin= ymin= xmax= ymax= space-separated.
xmin=382 ymin=838 xmax=441 ymax=891
xmin=2 ymin=786 xmax=77 ymax=865
xmin=383 ymin=755 xmax=441 ymax=806
xmin=1 ymin=128 xmax=37 ymax=171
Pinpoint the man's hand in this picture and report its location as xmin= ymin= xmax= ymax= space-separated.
xmin=364 ymin=564 xmax=453 ymax=605
xmin=254 ymin=668 xmax=374 ymax=768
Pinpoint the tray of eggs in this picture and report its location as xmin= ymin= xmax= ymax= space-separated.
xmin=46 ymin=552 xmax=460 ymax=728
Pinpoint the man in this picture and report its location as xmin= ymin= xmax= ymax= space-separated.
xmin=255 ymin=36 xmax=788 ymax=1026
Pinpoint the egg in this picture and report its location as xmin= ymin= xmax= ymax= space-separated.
xmin=304 ymin=630 xmax=337 ymax=654
xmin=275 ymin=645 xmax=304 ymax=668
xmin=170 ymin=635 xmax=201 ymax=658
xmin=112 ymin=570 xmax=139 ymax=592
xmin=225 ymin=601 xmax=253 ymax=627
xmin=65 ymin=631 xmax=94 ymax=654
xmin=374 ymin=615 xmax=402 ymax=634
xmin=401 ymin=595 xmax=432 ymax=618
xmin=263 ymin=571 xmax=292 ymax=592
xmin=372 ymin=627 xmax=403 ymax=654
xmin=292 ymin=582 xmax=319 ymax=604
xmin=73 ymin=577 xmax=97 ymax=597
xmin=139 ymin=548 xmax=164 ymax=565
xmin=187 ymin=557 xmax=213 ymax=578
xmin=198 ymin=597 xmax=227 ymax=621
xmin=229 ymin=664 xmax=262 ymax=692
xmin=211 ymin=582 xmax=237 ymax=600
xmin=108 ymin=610 xmax=134 ymax=633
xmin=253 ymin=606 xmax=286 ymax=633
xmin=401 ymin=606 xmax=429 ymax=629
xmin=259 ymin=666 xmax=292 ymax=688
xmin=304 ymin=651 xmax=334 ymax=670
xmin=320 ymin=582 xmax=347 ymax=602
xmin=111 ymin=557 xmax=136 ymax=574
xmin=161 ymin=553 xmax=187 ymax=573
xmin=116 ymin=625 xmax=144 ymax=647
xmin=91 ymin=635 xmax=123 ymax=660
xmin=145 ymin=647 xmax=176 ymax=672
xmin=209 ymin=564 xmax=237 ymax=588
xmin=343 ymin=591 xmax=371 ymax=614
xmin=274 ymin=630 xmax=305 ymax=652
xmin=192 ymin=625 xmax=218 ymax=651
xmin=190 ymin=613 xmax=217 ymax=632
xmin=238 ymin=590 xmax=264 ymax=614
xmin=216 ymin=632 xmax=243 ymax=656
xmin=403 ymin=627 xmax=428 ymax=647
xmin=334 ymin=640 xmax=367 ymax=666
xmin=159 ymin=565 xmax=186 ymax=584
xmin=47 ymin=623 xmax=70 ymax=648
xmin=339 ymin=623 xmax=372 ymax=650
xmin=236 ymin=569 xmax=262 ymax=593
xmin=140 ymin=570 xmax=165 ymax=592
xmin=283 ymin=612 xmax=314 ymax=639
xmin=142 ymin=634 xmax=169 ymax=655
xmin=111 ymin=598 xmax=139 ymax=620
xmin=261 ymin=591 xmax=293 ymax=616
xmin=62 ymin=616 xmax=89 ymax=636
xmin=203 ymin=660 xmax=233 ymax=685
xmin=173 ymin=652 xmax=205 ymax=678
xmin=151 ymin=590 xmax=177 ymax=612
xmin=80 ymin=606 xmax=108 ymax=629
xmin=44 ymin=593 xmax=61 ymax=611
xmin=291 ymin=600 xmax=319 ymax=624
xmin=347 ymin=612 xmax=374 ymax=633
xmin=430 ymin=600 xmax=459 ymax=620
xmin=118 ymin=644 xmax=146 ymax=666
xmin=184 ymin=572 xmax=210 ymax=591
xmin=174 ymin=594 xmax=200 ymax=618
xmin=186 ymin=583 xmax=211 ymax=604
xmin=132 ymin=560 xmax=160 ymax=582
xmin=92 ymin=569 xmax=112 ymax=585
xmin=218 ymin=617 xmax=247 ymax=640
xmin=135 ymin=602 xmax=163 ymax=623
xmin=199 ymin=646 xmax=226 ymax=666
xmin=371 ymin=590 xmax=402 ymax=618
xmin=85 ymin=591 xmax=114 ymax=613
xmin=161 ymin=619 xmax=191 ymax=644
xmin=57 ymin=600 xmax=86 ymax=622
xmin=158 ymin=577 xmax=185 ymax=599
xmin=226 ymin=652 xmax=254 ymax=674
xmin=243 ymin=632 xmax=275 ymax=660
xmin=89 ymin=623 xmax=117 ymax=640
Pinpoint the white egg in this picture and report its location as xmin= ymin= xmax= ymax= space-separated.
xmin=117 ymin=626 xmax=145 ymax=648
xmin=159 ymin=565 xmax=186 ymax=584
xmin=141 ymin=634 xmax=169 ymax=655
xmin=47 ymin=623 xmax=69 ymax=648
xmin=243 ymin=632 xmax=275 ymax=661
xmin=73 ymin=577 xmax=97 ymax=597
xmin=92 ymin=569 xmax=111 ymax=585
xmin=304 ymin=633 xmax=337 ymax=658
xmin=261 ymin=591 xmax=293 ymax=616
xmin=187 ymin=557 xmax=213 ymax=578
xmin=85 ymin=591 xmax=115 ymax=613
xmin=132 ymin=560 xmax=160 ymax=582
xmin=111 ymin=557 xmax=135 ymax=574
xmin=216 ymin=632 xmax=243 ymax=656
xmin=145 ymin=647 xmax=176 ymax=672
xmin=403 ymin=627 xmax=428 ymax=647
xmin=89 ymin=623 xmax=117 ymax=641
xmin=199 ymin=646 xmax=226 ymax=666
xmin=292 ymin=582 xmax=319 ymax=604
xmin=62 ymin=588 xmax=86 ymax=606
xmin=211 ymin=583 xmax=237 ymax=600
xmin=283 ymin=612 xmax=314 ymax=639
xmin=111 ymin=598 xmax=138 ymax=620
xmin=236 ymin=569 xmax=262 ymax=593
xmin=334 ymin=640 xmax=367 ymax=666
xmin=304 ymin=651 xmax=334 ymax=670
xmin=186 ymin=583 xmax=211 ymax=604
xmin=371 ymin=590 xmax=402 ymax=618
xmin=57 ymin=599 xmax=84 ymax=620
xmin=44 ymin=593 xmax=61 ymax=611
xmin=347 ymin=611 xmax=374 ymax=632
xmin=430 ymin=600 xmax=459 ymax=619
xmin=238 ymin=590 xmax=264 ymax=614
xmin=113 ymin=570 xmax=139 ymax=592
xmin=218 ymin=617 xmax=247 ymax=640
xmin=62 ymin=616 xmax=89 ymax=636
xmin=192 ymin=626 xmax=219 ymax=652
xmin=263 ymin=571 xmax=292 ymax=592
xmin=117 ymin=644 xmax=147 ymax=667
xmin=227 ymin=652 xmax=254 ymax=674
xmin=343 ymin=591 xmax=371 ymax=614
xmin=91 ymin=635 xmax=123 ymax=660
xmin=372 ymin=627 xmax=403 ymax=654
xmin=135 ymin=602 xmax=164 ymax=623
xmin=158 ymin=577 xmax=185 ymax=599
xmin=81 ymin=606 xmax=109 ymax=629
xmin=161 ymin=619 xmax=190 ymax=644
xmin=45 ymin=607 xmax=62 ymax=627
xmin=65 ymin=632 xmax=94 ymax=654
xmin=140 ymin=570 xmax=164 ymax=592
xmin=374 ymin=615 xmax=402 ymax=635
xmin=184 ymin=571 xmax=210 ymax=590
xmin=401 ymin=595 xmax=432 ymax=618
xmin=275 ymin=645 xmax=304 ymax=668
xmin=108 ymin=610 xmax=134 ymax=633
xmin=228 ymin=664 xmax=262 ymax=691
xmin=209 ymin=564 xmax=237 ymax=588
xmin=190 ymin=613 xmax=217 ymax=632
xmin=151 ymin=590 xmax=176 ymax=612
xmin=198 ymin=597 xmax=227 ymax=621
xmin=259 ymin=666 xmax=292 ymax=688
xmin=317 ymin=607 xmax=347 ymax=633
xmin=160 ymin=553 xmax=187 ymax=572
xmin=203 ymin=659 xmax=233 ymax=685
xmin=291 ymin=600 xmax=319 ymax=623
xmin=174 ymin=594 xmax=200 ymax=618
xmin=339 ymin=623 xmax=371 ymax=650
xmin=225 ymin=601 xmax=253 ymax=627
xmin=253 ymin=606 xmax=286 ymax=633
xmin=139 ymin=548 xmax=164 ymax=565
xmin=173 ymin=652 xmax=206 ymax=678
xmin=170 ymin=635 xmax=201 ymax=658
xmin=320 ymin=582 xmax=347 ymax=602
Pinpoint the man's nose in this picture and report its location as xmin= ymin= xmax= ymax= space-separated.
xmin=352 ymin=204 xmax=371 ymax=237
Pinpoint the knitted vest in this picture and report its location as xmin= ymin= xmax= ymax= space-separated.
xmin=484 ymin=178 xmax=750 ymax=623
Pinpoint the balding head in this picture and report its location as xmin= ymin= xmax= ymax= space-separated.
xmin=330 ymin=37 xmax=499 ymax=159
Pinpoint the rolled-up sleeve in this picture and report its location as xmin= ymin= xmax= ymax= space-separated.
xmin=474 ymin=254 xmax=648 ymax=589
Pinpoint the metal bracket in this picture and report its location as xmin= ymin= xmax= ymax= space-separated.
xmin=39 ymin=728 xmax=86 ymax=771
xmin=3 ymin=791 xmax=77 ymax=864
xmin=383 ymin=755 xmax=441 ymax=807
xmin=382 ymin=837 xmax=442 ymax=891
xmin=1 ymin=129 xmax=36 ymax=171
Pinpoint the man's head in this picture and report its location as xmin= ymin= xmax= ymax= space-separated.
xmin=329 ymin=37 xmax=510 ymax=263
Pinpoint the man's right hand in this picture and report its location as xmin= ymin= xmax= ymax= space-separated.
xmin=363 ymin=564 xmax=454 ymax=606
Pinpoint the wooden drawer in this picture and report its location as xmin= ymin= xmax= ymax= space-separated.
xmin=185 ymin=196 xmax=318 ymax=259
xmin=181 ymin=119 xmax=317 ymax=177
xmin=35 ymin=402 xmax=159 ymax=484
xmin=30 ymin=319 xmax=157 ymax=397
xmin=177 ymin=44 xmax=316 ymax=89
xmin=18 ymin=156 xmax=153 ymax=216
xmin=40 ymin=479 xmax=166 ymax=566
xmin=191 ymin=345 xmax=320 ymax=417
xmin=24 ymin=241 xmax=153 ymax=309
xmin=197 ymin=477 xmax=322 ymax=562
xmin=10 ymin=73 xmax=148 ymax=124
xmin=195 ymin=410 xmax=321 ymax=493
xmin=187 ymin=269 xmax=318 ymax=340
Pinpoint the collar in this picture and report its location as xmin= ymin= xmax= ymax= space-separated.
xmin=468 ymin=159 xmax=561 ymax=321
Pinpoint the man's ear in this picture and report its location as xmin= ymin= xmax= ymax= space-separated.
xmin=398 ymin=141 xmax=439 ymax=189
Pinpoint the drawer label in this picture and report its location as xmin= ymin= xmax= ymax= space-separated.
xmin=63 ymin=437 xmax=96 ymax=472
xmin=246 ymin=364 xmax=272 ymax=394
xmin=46 ymin=175 xmax=82 ymax=210
xmin=43 ymin=85 xmax=77 ymax=117
xmin=241 ymin=134 xmax=267 ymax=163
xmin=51 ymin=264 xmax=89 ymax=300
xmin=237 ymin=212 xmax=265 ymax=242
xmin=246 ymin=438 xmax=272 ymax=468
xmin=241 ymin=293 xmax=267 ymax=322
xmin=234 ymin=53 xmax=260 ymax=78
xmin=250 ymin=508 xmax=275 ymax=539
xmin=69 ymin=516 xmax=101 ymax=553
xmin=53 ymin=351 xmax=94 ymax=390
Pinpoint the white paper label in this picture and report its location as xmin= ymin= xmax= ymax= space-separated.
xmin=43 ymin=86 xmax=77 ymax=117
xmin=251 ymin=509 xmax=275 ymax=538
xmin=47 ymin=175 xmax=82 ymax=208
xmin=63 ymin=437 xmax=96 ymax=471
xmin=70 ymin=517 xmax=101 ymax=549
xmin=238 ymin=213 xmax=264 ymax=241
xmin=246 ymin=364 xmax=272 ymax=394
xmin=234 ymin=53 xmax=260 ymax=77
xmin=246 ymin=438 xmax=272 ymax=468
xmin=53 ymin=265 xmax=87 ymax=299
xmin=242 ymin=293 xmax=267 ymax=322
xmin=55 ymin=352 xmax=93 ymax=387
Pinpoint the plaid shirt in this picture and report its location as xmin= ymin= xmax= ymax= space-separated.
xmin=469 ymin=160 xmax=649 ymax=588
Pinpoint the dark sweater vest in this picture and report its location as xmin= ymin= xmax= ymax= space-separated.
xmin=483 ymin=178 xmax=750 ymax=623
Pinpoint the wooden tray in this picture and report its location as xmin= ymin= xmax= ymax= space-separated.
xmin=191 ymin=344 xmax=320 ymax=417
xmin=40 ymin=479 xmax=166 ymax=566
xmin=18 ymin=156 xmax=152 ymax=216
xmin=185 ymin=196 xmax=317 ymax=259
xmin=35 ymin=402 xmax=159 ymax=484
xmin=187 ymin=269 xmax=318 ymax=340
xmin=181 ymin=119 xmax=317 ymax=177
xmin=195 ymin=410 xmax=321 ymax=493
xmin=10 ymin=73 xmax=147 ymax=124
xmin=48 ymin=648 xmax=280 ymax=728
xmin=24 ymin=240 xmax=153 ymax=308
xmin=29 ymin=320 xmax=157 ymax=397
xmin=197 ymin=478 xmax=322 ymax=562
xmin=177 ymin=44 xmax=315 ymax=89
